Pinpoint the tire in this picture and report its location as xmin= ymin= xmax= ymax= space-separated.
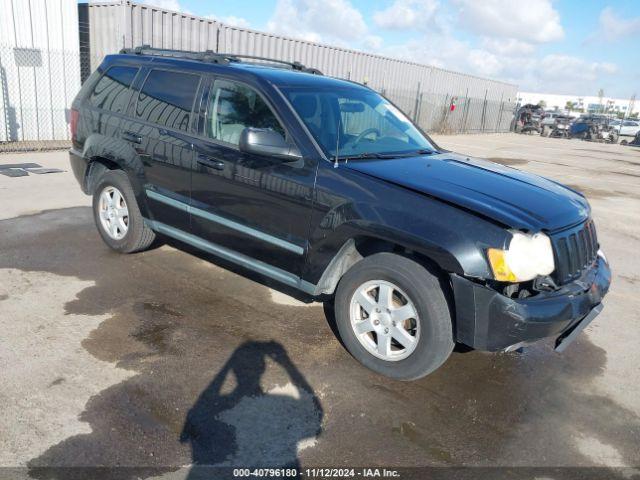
xmin=621 ymin=140 xmax=628 ymax=146
xmin=92 ymin=170 xmax=155 ymax=253
xmin=333 ymin=253 xmax=454 ymax=380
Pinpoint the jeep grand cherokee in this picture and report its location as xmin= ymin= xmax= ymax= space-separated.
xmin=69 ymin=47 xmax=611 ymax=380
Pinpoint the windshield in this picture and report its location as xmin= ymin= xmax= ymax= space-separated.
xmin=281 ymin=86 xmax=435 ymax=158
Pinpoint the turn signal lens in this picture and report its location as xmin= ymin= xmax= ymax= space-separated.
xmin=487 ymin=248 xmax=518 ymax=282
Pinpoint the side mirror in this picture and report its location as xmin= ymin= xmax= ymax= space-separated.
xmin=238 ymin=127 xmax=302 ymax=160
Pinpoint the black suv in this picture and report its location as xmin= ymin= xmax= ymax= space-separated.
xmin=69 ymin=47 xmax=611 ymax=380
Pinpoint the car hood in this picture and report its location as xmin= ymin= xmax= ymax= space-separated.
xmin=344 ymin=152 xmax=590 ymax=232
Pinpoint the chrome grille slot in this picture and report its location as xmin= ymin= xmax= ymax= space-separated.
xmin=551 ymin=221 xmax=599 ymax=284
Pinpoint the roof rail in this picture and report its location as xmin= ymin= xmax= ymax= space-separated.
xmin=119 ymin=45 xmax=233 ymax=64
xmin=119 ymin=45 xmax=323 ymax=74
xmin=217 ymin=53 xmax=323 ymax=75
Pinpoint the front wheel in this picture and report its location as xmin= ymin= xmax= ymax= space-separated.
xmin=333 ymin=253 xmax=454 ymax=380
xmin=92 ymin=170 xmax=155 ymax=253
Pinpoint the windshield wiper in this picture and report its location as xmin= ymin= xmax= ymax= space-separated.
xmin=337 ymin=149 xmax=437 ymax=162
xmin=337 ymin=152 xmax=390 ymax=161
xmin=393 ymin=149 xmax=436 ymax=157
xmin=338 ymin=149 xmax=436 ymax=161
xmin=412 ymin=149 xmax=436 ymax=155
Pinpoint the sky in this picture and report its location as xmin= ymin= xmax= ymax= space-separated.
xmin=139 ymin=0 xmax=638 ymax=98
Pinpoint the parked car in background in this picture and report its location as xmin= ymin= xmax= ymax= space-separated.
xmin=540 ymin=112 xmax=560 ymax=127
xmin=621 ymin=130 xmax=640 ymax=147
xmin=614 ymin=120 xmax=640 ymax=138
xmin=513 ymin=104 xmax=545 ymax=134
xmin=68 ymin=47 xmax=611 ymax=380
xmin=541 ymin=114 xmax=574 ymax=138
xmin=569 ymin=115 xmax=618 ymax=143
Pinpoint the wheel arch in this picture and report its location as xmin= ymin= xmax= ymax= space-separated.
xmin=81 ymin=133 xmax=146 ymax=191
xmin=84 ymin=156 xmax=120 ymax=194
xmin=311 ymin=233 xmax=459 ymax=297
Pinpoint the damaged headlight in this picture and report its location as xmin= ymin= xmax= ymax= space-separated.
xmin=487 ymin=231 xmax=555 ymax=282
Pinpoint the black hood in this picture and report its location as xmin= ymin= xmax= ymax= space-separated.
xmin=344 ymin=152 xmax=590 ymax=232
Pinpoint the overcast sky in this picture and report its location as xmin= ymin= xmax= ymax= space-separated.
xmin=141 ymin=0 xmax=638 ymax=98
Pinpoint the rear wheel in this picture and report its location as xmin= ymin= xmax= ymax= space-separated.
xmin=333 ymin=253 xmax=454 ymax=380
xmin=92 ymin=170 xmax=155 ymax=253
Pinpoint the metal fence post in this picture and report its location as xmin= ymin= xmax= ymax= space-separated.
xmin=412 ymin=82 xmax=421 ymax=123
xmin=461 ymin=88 xmax=469 ymax=133
xmin=441 ymin=93 xmax=450 ymax=134
xmin=495 ymin=92 xmax=504 ymax=132
xmin=481 ymin=89 xmax=487 ymax=132
xmin=463 ymin=100 xmax=470 ymax=133
xmin=120 ymin=0 xmax=132 ymax=50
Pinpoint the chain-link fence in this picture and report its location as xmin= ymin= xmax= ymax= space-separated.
xmin=380 ymin=88 xmax=516 ymax=135
xmin=0 ymin=44 xmax=519 ymax=153
xmin=416 ymin=92 xmax=517 ymax=134
xmin=0 ymin=45 xmax=82 ymax=152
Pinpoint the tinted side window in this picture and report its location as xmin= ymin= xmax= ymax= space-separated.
xmin=89 ymin=66 xmax=138 ymax=113
xmin=206 ymin=79 xmax=285 ymax=145
xmin=135 ymin=70 xmax=200 ymax=132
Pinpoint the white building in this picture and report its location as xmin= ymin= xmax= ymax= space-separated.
xmin=517 ymin=92 xmax=638 ymax=117
xmin=0 ymin=0 xmax=81 ymax=143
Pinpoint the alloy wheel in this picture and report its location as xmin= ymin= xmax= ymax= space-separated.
xmin=349 ymin=280 xmax=420 ymax=361
xmin=98 ymin=186 xmax=129 ymax=240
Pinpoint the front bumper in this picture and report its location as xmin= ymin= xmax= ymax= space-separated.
xmin=451 ymin=254 xmax=611 ymax=351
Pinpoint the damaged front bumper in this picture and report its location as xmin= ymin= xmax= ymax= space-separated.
xmin=451 ymin=254 xmax=611 ymax=352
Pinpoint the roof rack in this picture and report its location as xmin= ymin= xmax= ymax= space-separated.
xmin=217 ymin=53 xmax=323 ymax=75
xmin=119 ymin=45 xmax=232 ymax=64
xmin=119 ymin=45 xmax=323 ymax=74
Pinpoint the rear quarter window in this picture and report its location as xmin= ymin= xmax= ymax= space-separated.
xmin=88 ymin=66 xmax=139 ymax=113
xmin=134 ymin=69 xmax=200 ymax=132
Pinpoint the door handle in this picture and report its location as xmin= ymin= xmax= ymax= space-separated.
xmin=122 ymin=131 xmax=141 ymax=144
xmin=197 ymin=154 xmax=225 ymax=171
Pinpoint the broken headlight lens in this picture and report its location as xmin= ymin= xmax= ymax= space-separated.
xmin=487 ymin=231 xmax=555 ymax=282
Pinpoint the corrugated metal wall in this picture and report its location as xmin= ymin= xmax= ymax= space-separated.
xmin=80 ymin=1 xmax=222 ymax=78
xmin=0 ymin=0 xmax=81 ymax=144
xmin=80 ymin=1 xmax=519 ymax=134
xmin=216 ymin=24 xmax=519 ymax=132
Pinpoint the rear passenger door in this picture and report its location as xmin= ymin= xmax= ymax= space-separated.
xmin=190 ymin=77 xmax=316 ymax=277
xmin=120 ymin=68 xmax=201 ymax=232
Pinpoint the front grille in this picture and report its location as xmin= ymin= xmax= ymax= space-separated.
xmin=551 ymin=220 xmax=599 ymax=285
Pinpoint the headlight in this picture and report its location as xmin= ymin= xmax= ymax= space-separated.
xmin=487 ymin=231 xmax=555 ymax=282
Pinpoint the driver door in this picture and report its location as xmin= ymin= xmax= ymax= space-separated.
xmin=190 ymin=77 xmax=317 ymax=278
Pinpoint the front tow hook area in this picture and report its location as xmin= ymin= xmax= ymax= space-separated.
xmin=554 ymin=303 xmax=604 ymax=353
